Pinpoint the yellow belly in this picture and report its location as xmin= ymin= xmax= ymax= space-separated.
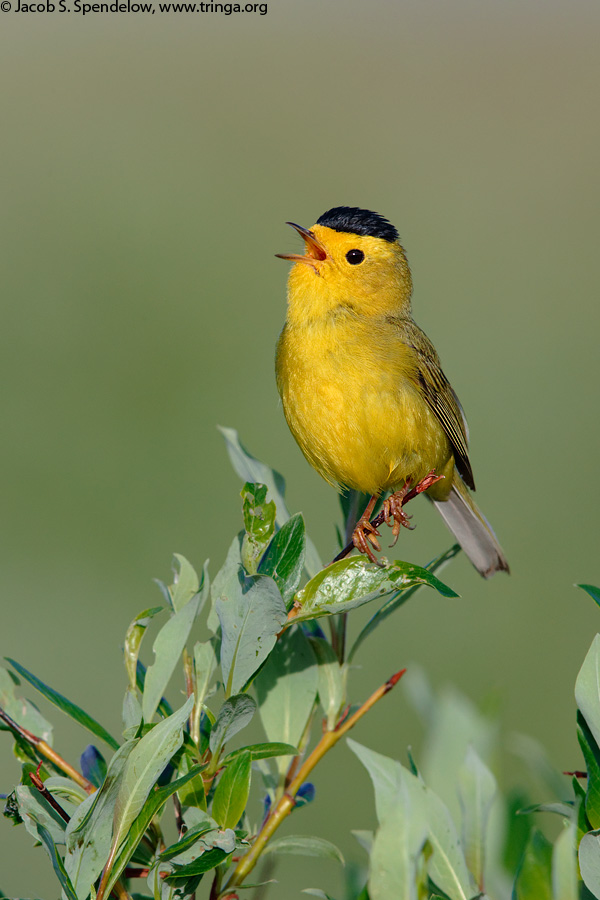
xmin=276 ymin=316 xmax=454 ymax=499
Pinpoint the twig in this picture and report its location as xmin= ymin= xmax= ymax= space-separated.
xmin=225 ymin=669 xmax=406 ymax=890
xmin=0 ymin=706 xmax=94 ymax=794
xmin=29 ymin=764 xmax=71 ymax=823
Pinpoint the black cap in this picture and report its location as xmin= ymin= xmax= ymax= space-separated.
xmin=316 ymin=206 xmax=399 ymax=244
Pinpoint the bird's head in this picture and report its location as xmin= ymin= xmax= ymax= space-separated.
xmin=276 ymin=206 xmax=412 ymax=324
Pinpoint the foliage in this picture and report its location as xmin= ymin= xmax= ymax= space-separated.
xmin=0 ymin=430 xmax=599 ymax=899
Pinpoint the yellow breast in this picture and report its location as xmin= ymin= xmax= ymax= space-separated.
xmin=276 ymin=313 xmax=453 ymax=497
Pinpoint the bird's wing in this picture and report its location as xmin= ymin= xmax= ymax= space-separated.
xmin=399 ymin=318 xmax=475 ymax=490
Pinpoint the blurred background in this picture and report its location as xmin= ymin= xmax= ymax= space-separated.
xmin=1 ymin=0 xmax=600 ymax=895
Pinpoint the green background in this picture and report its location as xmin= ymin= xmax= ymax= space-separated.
xmin=1 ymin=0 xmax=599 ymax=896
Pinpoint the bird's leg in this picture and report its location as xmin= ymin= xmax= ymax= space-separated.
xmin=383 ymin=470 xmax=444 ymax=547
xmin=351 ymin=495 xmax=382 ymax=565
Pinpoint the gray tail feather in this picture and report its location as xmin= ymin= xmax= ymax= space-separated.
xmin=431 ymin=484 xmax=509 ymax=578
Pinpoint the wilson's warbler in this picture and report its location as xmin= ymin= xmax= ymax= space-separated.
xmin=275 ymin=206 xmax=508 ymax=577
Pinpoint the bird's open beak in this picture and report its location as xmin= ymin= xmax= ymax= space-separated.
xmin=275 ymin=222 xmax=328 ymax=269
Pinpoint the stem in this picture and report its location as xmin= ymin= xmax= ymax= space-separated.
xmin=0 ymin=706 xmax=94 ymax=794
xmin=225 ymin=669 xmax=406 ymax=890
xmin=29 ymin=767 xmax=71 ymax=823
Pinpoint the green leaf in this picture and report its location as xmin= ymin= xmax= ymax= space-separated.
xmin=348 ymin=544 xmax=460 ymax=662
xmin=578 ymin=712 xmax=600 ymax=829
xmin=241 ymin=482 xmax=276 ymax=574
xmin=218 ymin=426 xmax=321 ymax=576
xmin=264 ymin=834 xmax=344 ymax=864
xmin=347 ymin=739 xmax=403 ymax=825
xmin=142 ymin=589 xmax=204 ymax=723
xmin=211 ymin=749 xmax=252 ymax=829
xmin=221 ymin=741 xmax=298 ymax=766
xmin=209 ymin=693 xmax=257 ymax=758
xmin=36 ymin=822 xmax=79 ymax=900
xmin=457 ymin=746 xmax=496 ymax=890
xmin=219 ymin=426 xmax=289 ymax=525
xmin=0 ymin=666 xmax=53 ymax=745
xmin=552 ymin=821 xmax=578 ymax=900
xmin=124 ymin=607 xmax=163 ymax=693
xmin=576 ymin=635 xmax=600 ymax=751
xmin=214 ymin=541 xmax=287 ymax=697
xmin=578 ymin=584 xmax=600 ymax=608
xmin=255 ymin=628 xmax=318 ymax=774
xmin=290 ymin=556 xmax=457 ymax=625
xmin=170 ymin=554 xmax=202 ymax=613
xmin=513 ymin=828 xmax=552 ymax=900
xmin=579 ymin=829 xmax=600 ymax=897
xmin=176 ymin=753 xmax=207 ymax=812
xmin=518 ymin=802 xmax=574 ymax=818
xmin=308 ymin=637 xmax=345 ymax=730
xmin=16 ymin=784 xmax=68 ymax=845
xmin=101 ymin=764 xmax=207 ymax=899
xmin=258 ymin=513 xmax=306 ymax=604
xmin=349 ymin=740 xmax=472 ymax=900
xmin=65 ymin=740 xmax=138 ymax=897
xmin=159 ymin=820 xmax=215 ymax=862
xmin=100 ymin=696 xmax=194 ymax=896
xmin=6 ymin=659 xmax=119 ymax=751
xmin=166 ymin=847 xmax=230 ymax=879
xmin=193 ymin=639 xmax=218 ymax=710
xmin=302 ymin=891 xmax=338 ymax=900
xmin=368 ymin=780 xmax=428 ymax=900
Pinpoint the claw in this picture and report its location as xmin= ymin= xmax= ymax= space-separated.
xmin=352 ymin=518 xmax=384 ymax=566
xmin=382 ymin=471 xmax=443 ymax=547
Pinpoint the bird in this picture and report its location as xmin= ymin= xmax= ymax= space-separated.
xmin=274 ymin=206 xmax=509 ymax=578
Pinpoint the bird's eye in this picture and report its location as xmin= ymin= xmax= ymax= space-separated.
xmin=346 ymin=249 xmax=364 ymax=265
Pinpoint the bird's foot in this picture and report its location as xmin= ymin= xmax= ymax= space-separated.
xmin=383 ymin=471 xmax=445 ymax=547
xmin=352 ymin=515 xmax=384 ymax=566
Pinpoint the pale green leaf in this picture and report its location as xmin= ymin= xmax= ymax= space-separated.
xmin=16 ymin=785 xmax=68 ymax=845
xmin=101 ymin=765 xmax=206 ymax=899
xmin=457 ymin=745 xmax=496 ymax=888
xmin=576 ymin=635 xmax=600 ymax=751
xmin=190 ymin=638 xmax=218 ymax=745
xmin=209 ymin=693 xmax=256 ymax=758
xmin=0 ymin=666 xmax=53 ymax=745
xmin=552 ymin=821 xmax=578 ymax=900
xmin=309 ymin=637 xmax=345 ymax=730
xmin=66 ymin=740 xmax=137 ymax=898
xmin=142 ymin=592 xmax=203 ymax=722
xmin=346 ymin=739 xmax=403 ymax=825
xmin=264 ymin=834 xmax=344 ymax=864
xmin=579 ymin=829 xmax=600 ymax=897
xmin=124 ymin=606 xmax=163 ymax=692
xmin=170 ymin=554 xmax=202 ymax=613
xmin=369 ymin=780 xmax=428 ymax=900
xmin=255 ymin=628 xmax=318 ymax=773
xmin=102 ymin=696 xmax=194 ymax=890
xmin=214 ymin=552 xmax=287 ymax=697
xmin=349 ymin=740 xmax=472 ymax=900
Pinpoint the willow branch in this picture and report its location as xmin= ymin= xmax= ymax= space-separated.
xmin=225 ymin=668 xmax=406 ymax=890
